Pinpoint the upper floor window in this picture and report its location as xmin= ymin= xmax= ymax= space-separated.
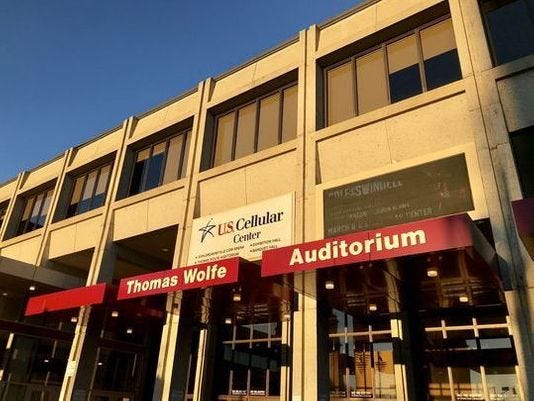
xmin=325 ymin=18 xmax=462 ymax=126
xmin=67 ymin=163 xmax=112 ymax=218
xmin=210 ymin=83 xmax=297 ymax=168
xmin=510 ymin=126 xmax=534 ymax=198
xmin=0 ymin=204 xmax=7 ymax=231
xmin=129 ymin=130 xmax=190 ymax=196
xmin=17 ymin=188 xmax=54 ymax=235
xmin=480 ymin=0 xmax=534 ymax=65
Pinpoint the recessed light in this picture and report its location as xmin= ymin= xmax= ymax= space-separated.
xmin=325 ymin=280 xmax=335 ymax=290
xmin=111 ymin=310 xmax=119 ymax=318
xmin=70 ymin=316 xmax=78 ymax=323
xmin=232 ymin=292 xmax=241 ymax=302
xmin=44 ymin=359 xmax=49 ymax=363
xmin=97 ymin=362 xmax=103 ymax=366
xmin=29 ymin=285 xmax=36 ymax=292
xmin=161 ymin=248 xmax=169 ymax=253
xmin=2 ymin=292 xmax=7 ymax=297
xmin=224 ymin=317 xmax=233 ymax=325
xmin=369 ymin=304 xmax=378 ymax=312
xmin=427 ymin=267 xmax=439 ymax=278
xmin=459 ymin=295 xmax=469 ymax=303
xmin=126 ymin=328 xmax=133 ymax=334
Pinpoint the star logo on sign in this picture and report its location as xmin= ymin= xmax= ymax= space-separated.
xmin=199 ymin=219 xmax=216 ymax=243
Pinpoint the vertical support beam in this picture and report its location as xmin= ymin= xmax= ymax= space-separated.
xmin=155 ymin=80 xmax=207 ymax=401
xmin=59 ymin=117 xmax=131 ymax=401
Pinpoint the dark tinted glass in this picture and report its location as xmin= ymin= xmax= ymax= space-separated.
xmin=424 ymin=50 xmax=462 ymax=90
xmin=511 ymin=127 xmax=534 ymax=197
xmin=130 ymin=149 xmax=150 ymax=196
xmin=144 ymin=143 xmax=166 ymax=191
xmin=387 ymin=35 xmax=422 ymax=103
xmin=389 ymin=65 xmax=422 ymax=103
xmin=483 ymin=0 xmax=534 ymax=65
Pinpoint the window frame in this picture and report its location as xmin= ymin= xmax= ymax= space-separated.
xmin=210 ymin=82 xmax=298 ymax=168
xmin=66 ymin=162 xmax=113 ymax=219
xmin=127 ymin=130 xmax=190 ymax=197
xmin=323 ymin=15 xmax=458 ymax=127
xmin=0 ymin=203 xmax=8 ymax=232
xmin=16 ymin=187 xmax=54 ymax=236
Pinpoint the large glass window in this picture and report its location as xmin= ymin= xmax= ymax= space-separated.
xmin=325 ymin=17 xmax=461 ymax=126
xmin=129 ymin=130 xmax=190 ymax=196
xmin=216 ymin=321 xmax=282 ymax=398
xmin=17 ymin=187 xmax=54 ymax=235
xmin=211 ymin=83 xmax=298 ymax=168
xmin=66 ymin=163 xmax=112 ymax=218
xmin=480 ymin=0 xmax=534 ymax=65
xmin=510 ymin=127 xmax=534 ymax=198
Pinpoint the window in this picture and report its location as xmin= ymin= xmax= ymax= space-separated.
xmin=0 ymin=204 xmax=7 ymax=231
xmin=480 ymin=0 xmax=534 ymax=65
xmin=17 ymin=187 xmax=54 ymax=235
xmin=66 ymin=164 xmax=112 ymax=218
xmin=211 ymin=83 xmax=297 ymax=168
xmin=215 ymin=322 xmax=282 ymax=398
xmin=325 ymin=17 xmax=462 ymax=126
xmin=129 ymin=130 xmax=190 ymax=196
xmin=510 ymin=127 xmax=534 ymax=198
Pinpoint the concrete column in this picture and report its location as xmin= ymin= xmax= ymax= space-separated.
xmin=59 ymin=117 xmax=131 ymax=401
xmin=449 ymin=1 xmax=534 ymax=399
xmin=155 ymin=80 xmax=207 ymax=401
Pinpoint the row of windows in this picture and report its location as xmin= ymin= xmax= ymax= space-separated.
xmin=2 ymin=8 xmax=534 ymax=238
xmin=326 ymin=18 xmax=462 ymax=125
xmin=212 ymin=84 xmax=297 ymax=167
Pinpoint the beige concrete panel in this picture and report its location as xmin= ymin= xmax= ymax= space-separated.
xmin=74 ymin=217 xmax=102 ymax=252
xmin=48 ymin=216 xmax=102 ymax=259
xmin=250 ymin=42 xmax=300 ymax=81
xmin=386 ymin=94 xmax=473 ymax=161
xmin=0 ymin=235 xmax=41 ymax=264
xmin=0 ymin=180 xmax=17 ymax=202
xmin=317 ymin=5 xmax=377 ymax=56
xmin=48 ymin=225 xmax=76 ymax=259
xmin=132 ymin=94 xmax=197 ymax=140
xmin=21 ymin=158 xmax=63 ymax=192
xmin=147 ymin=189 xmax=184 ymax=232
xmin=69 ymin=129 xmax=122 ymax=171
xmin=113 ymin=201 xmax=149 ymax=241
xmin=209 ymin=43 xmax=299 ymax=104
xmin=244 ymin=152 xmax=297 ymax=204
xmin=376 ymin=0 xmax=441 ymax=28
xmin=317 ymin=121 xmax=390 ymax=183
xmin=198 ymin=169 xmax=247 ymax=215
xmin=497 ymin=69 xmax=534 ymax=132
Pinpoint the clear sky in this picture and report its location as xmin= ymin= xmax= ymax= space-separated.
xmin=0 ymin=0 xmax=362 ymax=183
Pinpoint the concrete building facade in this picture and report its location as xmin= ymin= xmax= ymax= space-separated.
xmin=0 ymin=0 xmax=533 ymax=400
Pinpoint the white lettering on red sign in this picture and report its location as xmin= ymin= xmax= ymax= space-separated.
xmin=288 ymin=230 xmax=426 ymax=266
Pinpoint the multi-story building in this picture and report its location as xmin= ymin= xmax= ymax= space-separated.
xmin=0 ymin=0 xmax=533 ymax=400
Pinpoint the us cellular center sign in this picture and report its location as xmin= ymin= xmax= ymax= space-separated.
xmin=188 ymin=193 xmax=294 ymax=264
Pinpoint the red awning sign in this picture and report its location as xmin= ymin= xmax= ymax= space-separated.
xmin=117 ymin=257 xmax=240 ymax=300
xmin=25 ymin=283 xmax=107 ymax=316
xmin=261 ymin=214 xmax=483 ymax=277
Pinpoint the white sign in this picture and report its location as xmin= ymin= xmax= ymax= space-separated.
xmin=188 ymin=193 xmax=294 ymax=264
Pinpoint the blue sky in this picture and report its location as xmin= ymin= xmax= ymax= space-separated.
xmin=0 ymin=0 xmax=361 ymax=183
